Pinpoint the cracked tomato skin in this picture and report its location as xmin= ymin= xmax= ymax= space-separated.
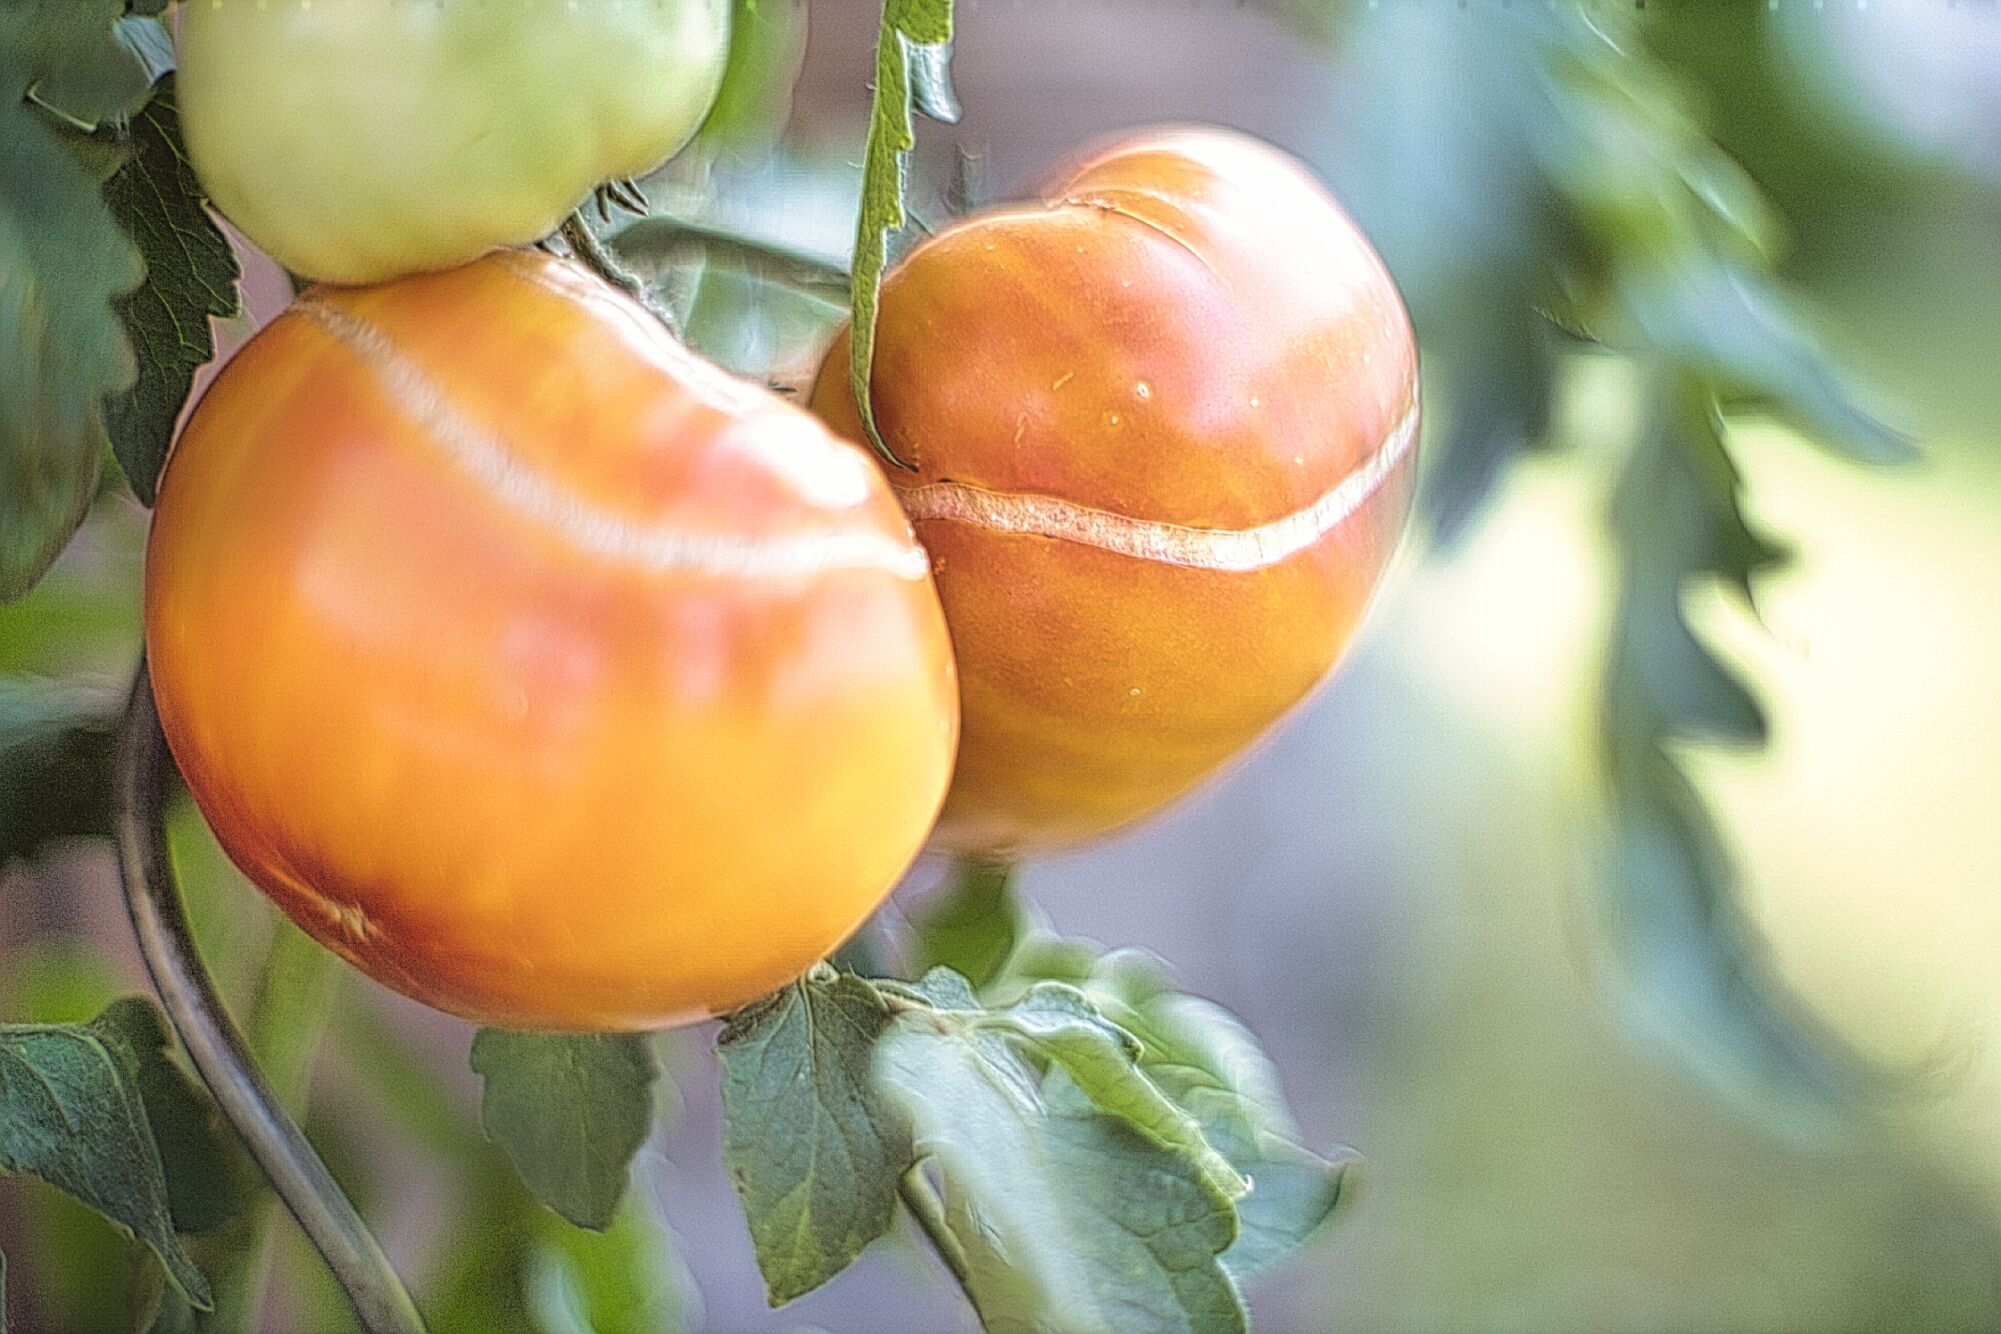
xmin=146 ymin=251 xmax=957 ymax=1031
xmin=177 ymin=0 xmax=729 ymax=285
xmin=811 ymin=127 xmax=1417 ymax=855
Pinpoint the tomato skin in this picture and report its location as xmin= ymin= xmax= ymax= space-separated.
xmin=146 ymin=252 xmax=958 ymax=1031
xmin=810 ymin=128 xmax=1417 ymax=855
xmin=177 ymin=0 xmax=729 ymax=285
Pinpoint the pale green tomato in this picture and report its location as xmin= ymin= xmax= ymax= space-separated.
xmin=177 ymin=0 xmax=729 ymax=285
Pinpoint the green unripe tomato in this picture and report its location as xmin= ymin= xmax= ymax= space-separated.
xmin=177 ymin=0 xmax=730 ymax=285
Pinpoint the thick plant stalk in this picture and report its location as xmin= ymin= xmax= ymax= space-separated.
xmin=113 ymin=660 xmax=427 ymax=1334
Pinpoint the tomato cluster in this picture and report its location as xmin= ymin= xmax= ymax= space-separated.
xmin=154 ymin=22 xmax=1413 ymax=1028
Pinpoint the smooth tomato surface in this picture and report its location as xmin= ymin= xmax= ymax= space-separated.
xmin=147 ymin=251 xmax=957 ymax=1030
xmin=178 ymin=0 xmax=729 ymax=284
xmin=812 ymin=127 xmax=1417 ymax=853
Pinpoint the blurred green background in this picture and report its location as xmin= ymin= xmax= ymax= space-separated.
xmin=7 ymin=2 xmax=2001 ymax=1330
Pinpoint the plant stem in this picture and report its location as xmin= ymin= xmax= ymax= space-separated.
xmin=206 ymin=925 xmax=342 ymax=1332
xmin=559 ymin=212 xmax=682 ymax=335
xmin=604 ymin=213 xmax=853 ymax=307
xmin=898 ymin=1163 xmax=978 ymax=1313
xmin=113 ymin=660 xmax=427 ymax=1334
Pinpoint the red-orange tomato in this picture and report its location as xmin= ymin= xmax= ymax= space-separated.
xmin=147 ymin=251 xmax=958 ymax=1031
xmin=811 ymin=127 xmax=1417 ymax=854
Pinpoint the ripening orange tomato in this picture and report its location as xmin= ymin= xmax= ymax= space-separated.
xmin=146 ymin=251 xmax=958 ymax=1031
xmin=811 ymin=127 xmax=1417 ymax=854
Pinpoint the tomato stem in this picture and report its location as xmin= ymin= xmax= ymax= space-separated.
xmin=558 ymin=212 xmax=682 ymax=336
xmin=113 ymin=660 xmax=428 ymax=1334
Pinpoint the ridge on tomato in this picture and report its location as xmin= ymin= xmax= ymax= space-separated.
xmin=811 ymin=126 xmax=1418 ymax=855
xmin=146 ymin=251 xmax=958 ymax=1031
xmin=177 ymin=0 xmax=730 ymax=286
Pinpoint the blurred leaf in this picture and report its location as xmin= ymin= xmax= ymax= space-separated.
xmin=0 ymin=3 xmax=162 ymax=601
xmin=848 ymin=0 xmax=959 ymax=467
xmin=0 ymin=124 xmax=135 ymax=601
xmin=471 ymin=1031 xmax=658 ymax=1232
xmin=101 ymin=74 xmax=241 ymax=505
xmin=114 ymin=1014 xmax=247 ymax=1242
xmin=2 ymin=5 xmax=166 ymax=133
xmin=877 ymin=971 xmax=1248 ymax=1334
xmin=0 ymin=997 xmax=214 ymax=1309
xmin=0 ymin=676 xmax=121 ymax=865
xmin=1617 ymin=262 xmax=1911 ymax=466
xmin=1304 ymin=0 xmax=1909 ymax=1116
xmin=1424 ymin=296 xmax=1558 ymax=544
xmin=1 ymin=938 xmax=124 ymax=1025
xmin=716 ymin=971 xmax=909 ymax=1305
xmin=906 ymin=857 xmax=1028 ymax=991
xmin=344 ymin=999 xmax=689 ymax=1334
xmin=695 ymin=0 xmax=808 ymax=156
xmin=527 ymin=1199 xmax=694 ymax=1334
xmin=1602 ymin=382 xmax=1875 ymax=1117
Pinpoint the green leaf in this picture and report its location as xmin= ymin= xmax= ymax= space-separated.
xmin=1 ymin=6 xmax=168 ymax=133
xmin=1063 ymin=951 xmax=1355 ymax=1279
xmin=0 ymin=125 xmax=137 ymax=601
xmin=1423 ymin=294 xmax=1557 ymax=545
xmin=0 ymin=997 xmax=214 ymax=1309
xmin=102 ymin=74 xmax=241 ymax=505
xmin=848 ymin=0 xmax=959 ymax=467
xmin=968 ymin=981 xmax=1248 ymax=1204
xmin=1 ymin=676 xmax=122 ymax=866
xmin=1600 ymin=381 xmax=1876 ymax=1121
xmin=100 ymin=998 xmax=248 ymax=1241
xmin=907 ymin=857 xmax=1029 ymax=991
xmin=470 ymin=1031 xmax=659 ymax=1232
xmin=0 ymin=3 xmax=164 ymax=601
xmin=877 ymin=993 xmax=1248 ymax=1334
xmin=1619 ymin=262 xmax=1911 ymax=467
xmin=716 ymin=972 xmax=910 ymax=1305
xmin=527 ymin=1199 xmax=694 ymax=1334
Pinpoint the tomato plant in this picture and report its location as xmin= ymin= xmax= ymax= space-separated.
xmin=0 ymin=1 xmax=1932 ymax=1332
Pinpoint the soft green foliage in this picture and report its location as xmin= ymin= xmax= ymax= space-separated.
xmin=956 ymin=894 xmax=1358 ymax=1284
xmin=0 ymin=3 xmax=178 ymax=600
xmin=471 ymin=1030 xmax=659 ymax=1232
xmin=716 ymin=971 xmax=909 ymax=1304
xmin=1286 ymin=0 xmax=1908 ymax=1115
xmin=965 ymin=979 xmax=1248 ymax=1203
xmin=526 ymin=1201 xmax=692 ymax=1334
xmin=879 ymin=969 xmax=1250 ymax=1333
xmin=847 ymin=0 xmax=959 ymax=466
xmin=1058 ymin=951 xmax=1355 ymax=1280
xmin=102 ymin=75 xmax=241 ymax=505
xmin=907 ymin=857 xmax=1029 ymax=991
xmin=0 ymin=998 xmax=220 ymax=1309
xmin=0 ymin=675 xmax=118 ymax=866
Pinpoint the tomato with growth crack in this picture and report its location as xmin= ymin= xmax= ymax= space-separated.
xmin=812 ymin=127 xmax=1418 ymax=855
xmin=145 ymin=251 xmax=958 ymax=1030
